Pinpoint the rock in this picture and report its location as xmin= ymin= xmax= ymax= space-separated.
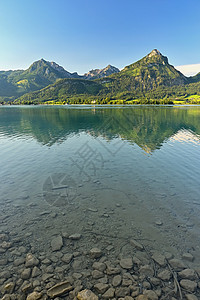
xmin=125 ymin=297 xmax=134 ymax=300
xmin=139 ymin=265 xmax=154 ymax=277
xmin=51 ymin=235 xmax=63 ymax=251
xmin=185 ymin=294 xmax=198 ymax=300
xmin=21 ymin=283 xmax=32 ymax=293
xmin=112 ymin=275 xmax=122 ymax=287
xmin=143 ymin=281 xmax=151 ymax=289
xmin=42 ymin=273 xmax=54 ymax=281
xmin=136 ymin=295 xmax=148 ymax=300
xmin=151 ymin=252 xmax=166 ymax=266
xmin=42 ymin=258 xmax=51 ymax=265
xmin=26 ymin=291 xmax=42 ymax=300
xmin=102 ymin=287 xmax=115 ymax=299
xmin=94 ymin=283 xmax=109 ymax=294
xmin=168 ymin=258 xmax=186 ymax=271
xmin=106 ymin=266 xmax=121 ymax=275
xmin=115 ymin=287 xmax=130 ymax=297
xmin=21 ymin=268 xmax=31 ymax=280
xmin=155 ymin=220 xmax=163 ymax=226
xmin=120 ymin=258 xmax=133 ymax=269
xmin=164 ymin=252 xmax=173 ymax=260
xmin=150 ymin=277 xmax=160 ymax=286
xmin=69 ymin=233 xmax=82 ymax=240
xmin=14 ymin=257 xmax=25 ymax=266
xmin=47 ymin=280 xmax=73 ymax=297
xmin=33 ymin=280 xmax=40 ymax=288
xmin=3 ymin=282 xmax=15 ymax=294
xmin=73 ymin=272 xmax=82 ymax=280
xmin=90 ymin=248 xmax=102 ymax=259
xmin=180 ymin=279 xmax=197 ymax=292
xmin=122 ymin=274 xmax=133 ymax=286
xmin=182 ymin=253 xmax=194 ymax=262
xmin=62 ymin=253 xmax=73 ymax=264
xmin=0 ymin=258 xmax=8 ymax=265
xmin=77 ymin=289 xmax=98 ymax=300
xmin=92 ymin=262 xmax=106 ymax=272
xmin=178 ymin=269 xmax=196 ymax=280
xmin=144 ymin=290 xmax=158 ymax=300
xmin=25 ymin=253 xmax=39 ymax=267
xmin=32 ymin=266 xmax=40 ymax=278
xmin=92 ymin=270 xmax=104 ymax=279
xmin=157 ymin=269 xmax=171 ymax=281
xmin=130 ymin=239 xmax=144 ymax=250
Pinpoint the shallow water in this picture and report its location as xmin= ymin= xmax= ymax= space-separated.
xmin=0 ymin=105 xmax=200 ymax=296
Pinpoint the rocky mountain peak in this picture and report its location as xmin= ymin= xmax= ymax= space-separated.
xmin=83 ymin=64 xmax=119 ymax=80
xmin=148 ymin=49 xmax=162 ymax=57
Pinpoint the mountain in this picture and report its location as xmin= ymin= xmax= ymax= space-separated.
xmin=98 ymin=49 xmax=189 ymax=95
xmin=83 ymin=65 xmax=119 ymax=80
xmin=4 ymin=49 xmax=200 ymax=104
xmin=0 ymin=59 xmax=79 ymax=99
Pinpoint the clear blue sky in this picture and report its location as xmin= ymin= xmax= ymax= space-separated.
xmin=0 ymin=0 xmax=200 ymax=74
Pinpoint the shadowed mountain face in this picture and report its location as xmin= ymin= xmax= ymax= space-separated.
xmin=0 ymin=106 xmax=199 ymax=151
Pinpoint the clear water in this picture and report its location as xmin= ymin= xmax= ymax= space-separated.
xmin=0 ymin=105 xmax=200 ymax=267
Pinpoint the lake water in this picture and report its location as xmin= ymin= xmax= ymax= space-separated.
xmin=0 ymin=105 xmax=200 ymax=298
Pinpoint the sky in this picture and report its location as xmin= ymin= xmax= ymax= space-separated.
xmin=0 ymin=0 xmax=200 ymax=76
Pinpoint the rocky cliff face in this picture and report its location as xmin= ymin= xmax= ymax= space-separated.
xmin=83 ymin=65 xmax=119 ymax=80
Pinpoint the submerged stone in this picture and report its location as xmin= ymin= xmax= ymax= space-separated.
xmin=47 ymin=280 xmax=73 ymax=297
xmin=77 ymin=289 xmax=98 ymax=300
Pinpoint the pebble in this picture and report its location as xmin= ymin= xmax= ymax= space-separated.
xmin=130 ymin=239 xmax=144 ymax=251
xmin=112 ymin=274 xmax=122 ymax=287
xmin=178 ymin=268 xmax=196 ymax=280
xmin=115 ymin=286 xmax=130 ymax=297
xmin=47 ymin=280 xmax=73 ymax=297
xmin=92 ymin=270 xmax=104 ymax=279
xmin=155 ymin=220 xmax=163 ymax=226
xmin=3 ymin=282 xmax=15 ymax=294
xmin=120 ymin=258 xmax=133 ymax=269
xmin=185 ymin=294 xmax=198 ymax=300
xmin=14 ymin=257 xmax=25 ymax=266
xmin=26 ymin=291 xmax=42 ymax=300
xmin=144 ymin=289 xmax=158 ymax=300
xmin=182 ymin=253 xmax=194 ymax=262
xmin=90 ymin=247 xmax=102 ymax=259
xmin=136 ymin=296 xmax=148 ymax=300
xmin=32 ymin=266 xmax=41 ymax=277
xmin=94 ymin=283 xmax=109 ymax=294
xmin=180 ymin=279 xmax=197 ymax=292
xmin=139 ymin=265 xmax=154 ymax=276
xmin=92 ymin=261 xmax=106 ymax=272
xmin=77 ymin=289 xmax=98 ymax=300
xmin=62 ymin=253 xmax=73 ymax=264
xmin=157 ymin=269 xmax=171 ymax=281
xmin=21 ymin=268 xmax=31 ymax=280
xmin=168 ymin=258 xmax=186 ymax=271
xmin=69 ymin=233 xmax=82 ymax=240
xmin=51 ymin=235 xmax=63 ymax=251
xmin=106 ymin=266 xmax=121 ymax=275
xmin=102 ymin=287 xmax=115 ymax=299
xmin=25 ymin=253 xmax=39 ymax=267
xmin=151 ymin=252 xmax=166 ymax=266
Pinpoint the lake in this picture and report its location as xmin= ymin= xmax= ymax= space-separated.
xmin=0 ymin=105 xmax=200 ymax=298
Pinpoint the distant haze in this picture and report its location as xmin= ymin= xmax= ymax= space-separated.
xmin=175 ymin=63 xmax=200 ymax=77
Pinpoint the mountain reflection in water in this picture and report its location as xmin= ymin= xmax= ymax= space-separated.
xmin=0 ymin=106 xmax=199 ymax=152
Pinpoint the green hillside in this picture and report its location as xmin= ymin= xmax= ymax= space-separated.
xmin=14 ymin=78 xmax=103 ymax=104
